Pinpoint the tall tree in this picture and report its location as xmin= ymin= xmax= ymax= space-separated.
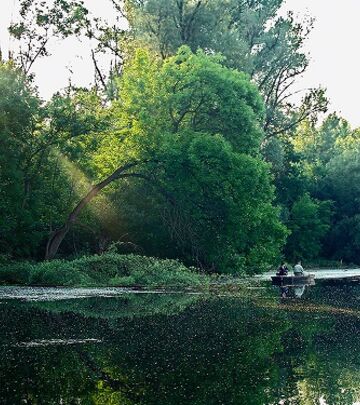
xmin=125 ymin=0 xmax=327 ymax=137
xmin=46 ymin=47 xmax=287 ymax=272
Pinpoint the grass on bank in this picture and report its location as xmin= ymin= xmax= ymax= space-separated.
xmin=0 ymin=253 xmax=210 ymax=289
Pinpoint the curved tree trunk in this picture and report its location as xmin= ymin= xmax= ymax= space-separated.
xmin=45 ymin=161 xmax=146 ymax=260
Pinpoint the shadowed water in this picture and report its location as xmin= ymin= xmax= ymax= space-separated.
xmin=1 ymin=283 xmax=360 ymax=404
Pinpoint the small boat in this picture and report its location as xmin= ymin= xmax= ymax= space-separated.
xmin=271 ymin=274 xmax=315 ymax=286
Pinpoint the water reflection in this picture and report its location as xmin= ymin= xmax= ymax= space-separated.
xmin=1 ymin=286 xmax=360 ymax=404
xmin=279 ymin=283 xmax=310 ymax=299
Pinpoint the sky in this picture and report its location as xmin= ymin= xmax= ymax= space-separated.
xmin=281 ymin=0 xmax=360 ymax=127
xmin=1 ymin=0 xmax=360 ymax=127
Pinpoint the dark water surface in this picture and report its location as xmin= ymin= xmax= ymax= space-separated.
xmin=1 ymin=284 xmax=360 ymax=404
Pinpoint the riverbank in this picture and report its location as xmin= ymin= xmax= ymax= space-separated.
xmin=0 ymin=253 xmax=210 ymax=290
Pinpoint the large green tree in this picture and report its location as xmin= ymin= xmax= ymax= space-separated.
xmin=47 ymin=47 xmax=287 ymax=272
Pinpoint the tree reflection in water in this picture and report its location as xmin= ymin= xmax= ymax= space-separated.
xmin=1 ymin=285 xmax=360 ymax=404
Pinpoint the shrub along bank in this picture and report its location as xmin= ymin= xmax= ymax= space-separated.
xmin=0 ymin=253 xmax=209 ymax=289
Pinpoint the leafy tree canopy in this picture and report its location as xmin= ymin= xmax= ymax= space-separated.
xmin=91 ymin=47 xmax=287 ymax=272
xmin=125 ymin=0 xmax=328 ymax=137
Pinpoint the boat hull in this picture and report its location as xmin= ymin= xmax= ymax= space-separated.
xmin=271 ymin=274 xmax=315 ymax=286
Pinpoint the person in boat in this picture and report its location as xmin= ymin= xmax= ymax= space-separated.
xmin=293 ymin=261 xmax=308 ymax=277
xmin=280 ymin=286 xmax=289 ymax=298
xmin=276 ymin=263 xmax=289 ymax=276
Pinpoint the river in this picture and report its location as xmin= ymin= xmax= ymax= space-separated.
xmin=1 ymin=282 xmax=360 ymax=404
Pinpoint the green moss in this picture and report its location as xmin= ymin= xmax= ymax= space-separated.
xmin=0 ymin=253 xmax=209 ymax=289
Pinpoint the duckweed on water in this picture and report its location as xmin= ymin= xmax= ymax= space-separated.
xmin=2 ymin=285 xmax=360 ymax=404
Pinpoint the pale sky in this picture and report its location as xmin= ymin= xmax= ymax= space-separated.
xmin=1 ymin=0 xmax=360 ymax=127
xmin=281 ymin=0 xmax=360 ymax=128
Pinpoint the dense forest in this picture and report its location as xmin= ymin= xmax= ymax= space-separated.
xmin=1 ymin=0 xmax=360 ymax=274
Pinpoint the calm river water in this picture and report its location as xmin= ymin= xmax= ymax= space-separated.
xmin=1 ymin=283 xmax=360 ymax=404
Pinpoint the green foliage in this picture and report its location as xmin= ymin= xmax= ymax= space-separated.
xmin=0 ymin=63 xmax=93 ymax=259
xmin=268 ymin=114 xmax=360 ymax=264
xmin=125 ymin=0 xmax=328 ymax=136
xmin=0 ymin=253 xmax=208 ymax=288
xmin=0 ymin=262 xmax=34 ymax=285
xmin=0 ymin=62 xmax=43 ymax=257
xmin=285 ymin=194 xmax=332 ymax=261
xmin=321 ymin=149 xmax=360 ymax=262
xmin=103 ymin=47 xmax=287 ymax=273
xmin=158 ymin=132 xmax=287 ymax=273
xmin=0 ymin=46 xmax=285 ymax=273
xmin=4 ymin=1 xmax=360 ymax=272
xmin=292 ymin=114 xmax=351 ymax=164
xmin=111 ymin=46 xmax=264 ymax=158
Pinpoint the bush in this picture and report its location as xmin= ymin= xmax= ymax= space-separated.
xmin=0 ymin=262 xmax=33 ymax=285
xmin=0 ymin=253 xmax=208 ymax=289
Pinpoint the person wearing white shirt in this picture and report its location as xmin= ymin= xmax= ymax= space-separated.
xmin=293 ymin=261 xmax=308 ymax=277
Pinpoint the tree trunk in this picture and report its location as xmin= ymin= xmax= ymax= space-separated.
xmin=45 ymin=161 xmax=147 ymax=260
